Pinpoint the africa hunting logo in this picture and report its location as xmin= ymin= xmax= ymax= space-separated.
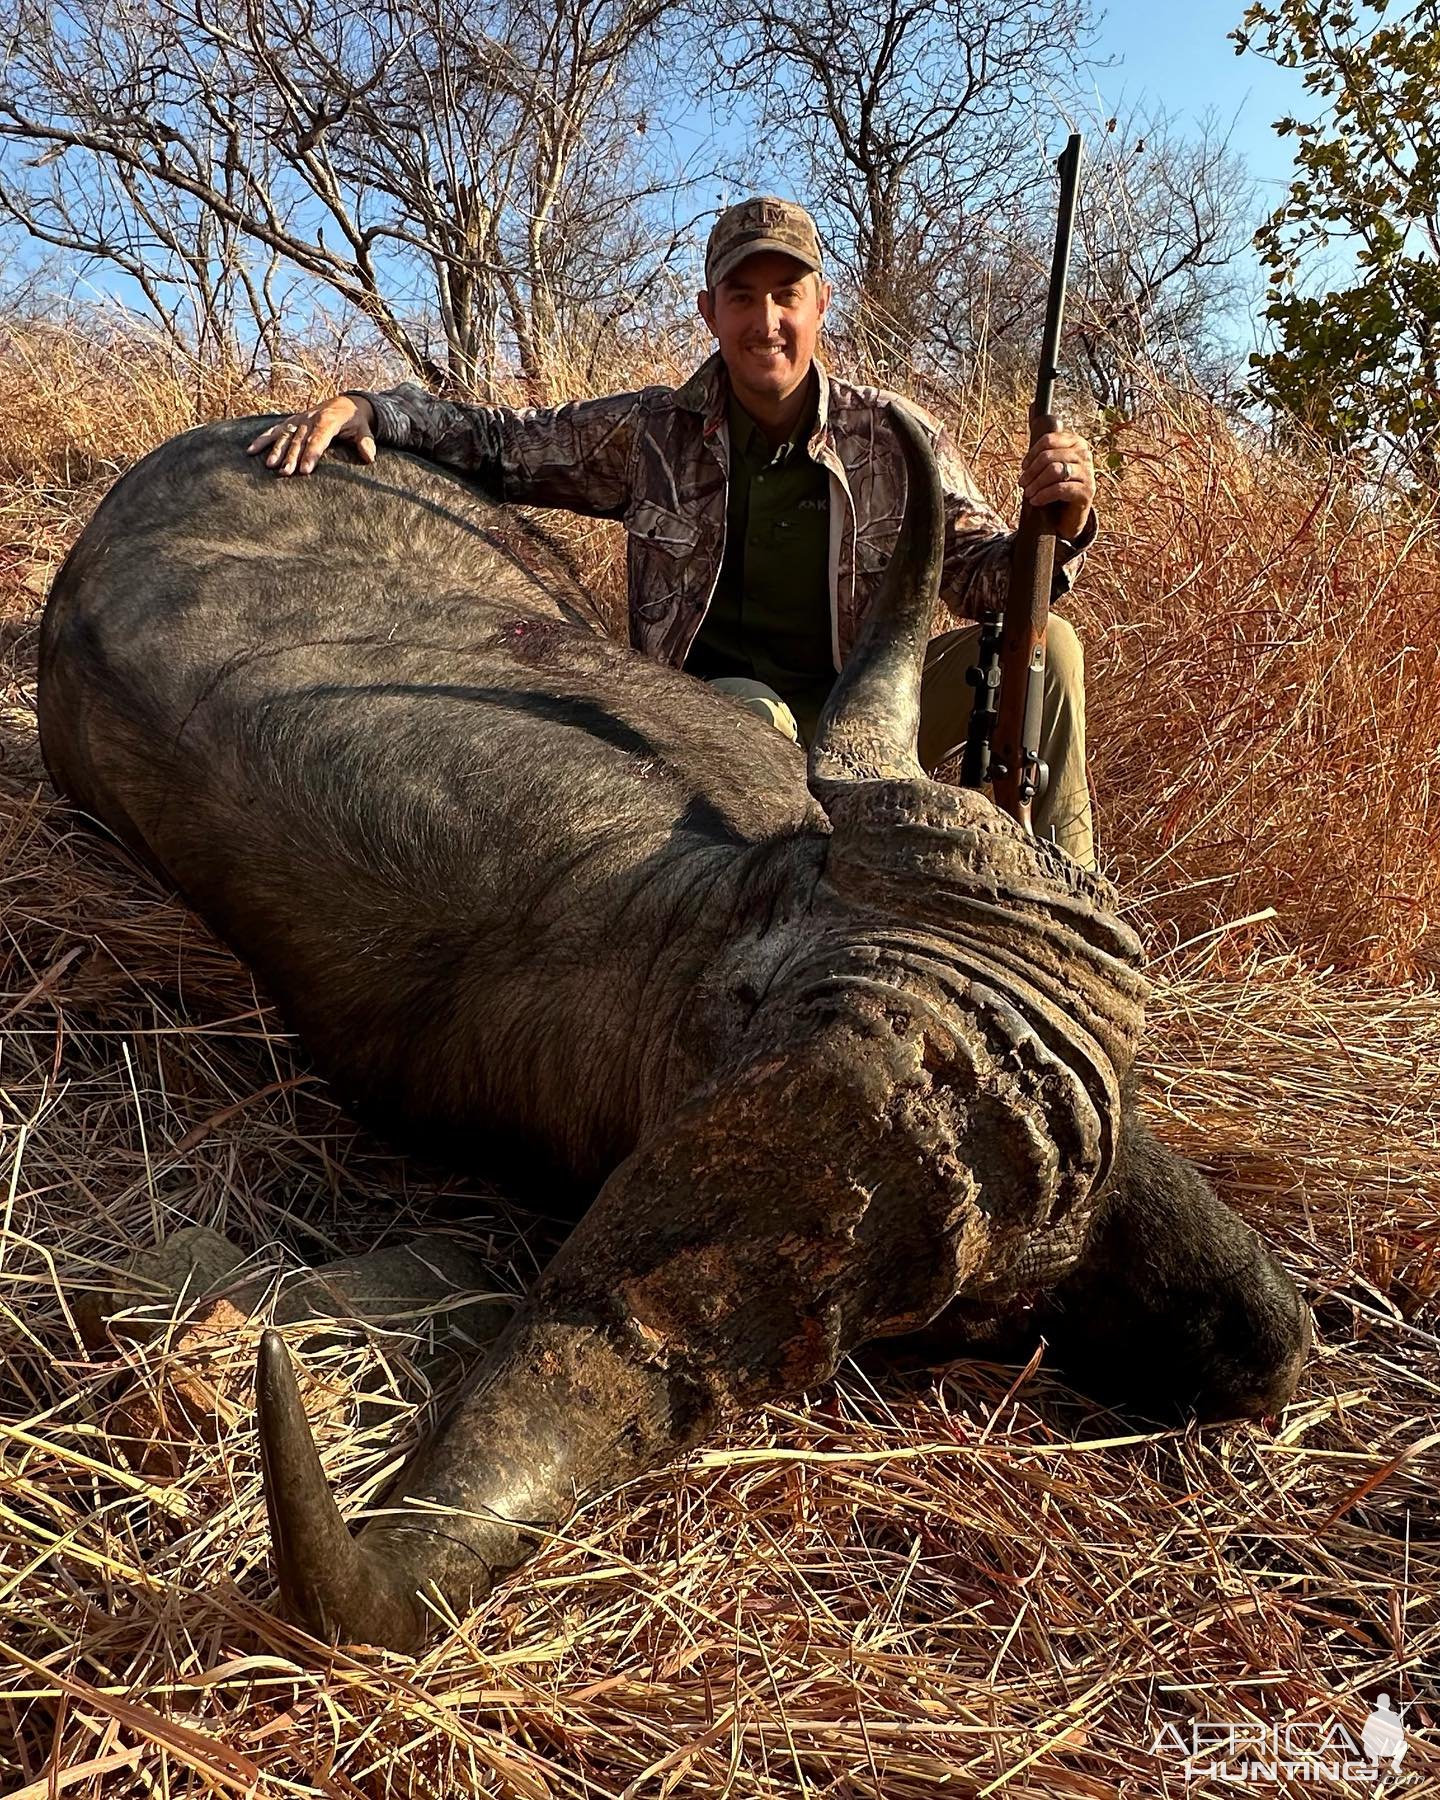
xmin=1153 ymin=1693 xmax=1414 ymax=1783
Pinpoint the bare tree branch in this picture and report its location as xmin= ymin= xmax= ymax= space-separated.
xmin=702 ymin=0 xmax=1091 ymax=378
xmin=0 ymin=0 xmax=703 ymax=388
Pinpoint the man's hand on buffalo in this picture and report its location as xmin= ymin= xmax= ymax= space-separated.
xmin=246 ymin=394 xmax=378 ymax=477
xmin=1019 ymin=426 xmax=1095 ymax=542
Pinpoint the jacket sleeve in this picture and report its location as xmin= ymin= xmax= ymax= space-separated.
xmin=931 ymin=419 xmax=1097 ymax=625
xmin=355 ymin=381 xmax=648 ymax=521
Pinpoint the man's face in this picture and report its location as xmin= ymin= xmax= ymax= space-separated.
xmin=697 ymin=251 xmax=832 ymax=412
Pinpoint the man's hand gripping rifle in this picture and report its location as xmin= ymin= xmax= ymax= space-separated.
xmin=961 ymin=132 xmax=1083 ymax=834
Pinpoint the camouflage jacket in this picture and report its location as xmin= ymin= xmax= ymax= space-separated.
xmin=362 ymin=353 xmax=1095 ymax=672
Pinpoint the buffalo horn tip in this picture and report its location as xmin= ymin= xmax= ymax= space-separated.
xmin=256 ymin=1327 xmax=366 ymax=1640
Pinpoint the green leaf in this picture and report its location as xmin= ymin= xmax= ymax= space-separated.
xmin=1234 ymin=0 xmax=1440 ymax=489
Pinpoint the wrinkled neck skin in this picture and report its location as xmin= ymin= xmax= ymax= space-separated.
xmin=654 ymin=781 xmax=1148 ymax=1247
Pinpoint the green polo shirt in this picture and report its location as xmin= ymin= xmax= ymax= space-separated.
xmin=684 ymin=382 xmax=836 ymax=743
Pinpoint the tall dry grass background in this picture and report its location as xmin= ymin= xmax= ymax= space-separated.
xmin=1 ymin=315 xmax=1437 ymax=1796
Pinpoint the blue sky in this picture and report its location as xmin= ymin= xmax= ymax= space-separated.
xmin=1074 ymin=2 xmax=1317 ymax=354
xmin=680 ymin=2 xmax=1318 ymax=357
xmin=1083 ymin=0 xmax=1307 ymax=200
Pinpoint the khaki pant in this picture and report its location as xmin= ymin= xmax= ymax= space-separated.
xmin=708 ymin=616 xmax=1095 ymax=870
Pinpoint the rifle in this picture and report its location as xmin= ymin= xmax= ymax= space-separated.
xmin=961 ymin=132 xmax=1083 ymax=830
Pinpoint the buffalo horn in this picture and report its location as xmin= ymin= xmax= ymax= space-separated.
xmin=807 ymin=399 xmax=945 ymax=791
xmin=256 ymin=1330 xmax=426 ymax=1649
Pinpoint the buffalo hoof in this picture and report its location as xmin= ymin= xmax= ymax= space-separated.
xmin=1033 ymin=1123 xmax=1312 ymax=1425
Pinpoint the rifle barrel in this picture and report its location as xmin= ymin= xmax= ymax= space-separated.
xmin=1034 ymin=133 xmax=1083 ymax=419
xmin=983 ymin=130 xmax=1084 ymax=831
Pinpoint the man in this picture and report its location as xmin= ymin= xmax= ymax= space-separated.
xmin=248 ymin=196 xmax=1100 ymax=865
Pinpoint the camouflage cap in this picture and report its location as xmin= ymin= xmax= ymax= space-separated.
xmin=705 ymin=196 xmax=823 ymax=289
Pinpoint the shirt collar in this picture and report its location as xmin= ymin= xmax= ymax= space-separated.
xmin=727 ymin=376 xmax=818 ymax=466
xmin=677 ymin=350 xmax=832 ymax=451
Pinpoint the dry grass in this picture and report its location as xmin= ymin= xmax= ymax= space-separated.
xmin=1 ymin=318 xmax=1437 ymax=1796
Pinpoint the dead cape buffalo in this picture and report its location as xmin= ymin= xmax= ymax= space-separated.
xmin=36 ymin=407 xmax=1311 ymax=1651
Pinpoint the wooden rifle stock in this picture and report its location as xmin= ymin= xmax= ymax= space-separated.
xmin=973 ymin=133 xmax=1082 ymax=833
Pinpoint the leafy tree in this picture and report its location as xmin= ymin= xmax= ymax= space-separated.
xmin=1233 ymin=0 xmax=1440 ymax=488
